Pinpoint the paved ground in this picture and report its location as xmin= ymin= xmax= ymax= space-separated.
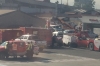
xmin=0 ymin=47 xmax=100 ymax=66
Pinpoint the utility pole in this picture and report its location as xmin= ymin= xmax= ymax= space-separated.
xmin=55 ymin=0 xmax=58 ymax=17
xmin=61 ymin=0 xmax=62 ymax=5
xmin=61 ymin=0 xmax=62 ymax=13
xmin=67 ymin=0 xmax=68 ymax=5
xmin=79 ymin=0 xmax=81 ymax=9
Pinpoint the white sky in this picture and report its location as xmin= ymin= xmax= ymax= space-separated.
xmin=50 ymin=0 xmax=100 ymax=9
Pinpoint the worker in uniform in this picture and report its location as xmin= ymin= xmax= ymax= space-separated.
xmin=26 ymin=41 xmax=34 ymax=59
xmin=56 ymin=35 xmax=63 ymax=47
xmin=27 ymin=42 xmax=33 ymax=51
xmin=45 ymin=19 xmax=50 ymax=29
xmin=52 ymin=34 xmax=57 ymax=48
xmin=5 ymin=41 xmax=9 ymax=59
xmin=12 ymin=42 xmax=17 ymax=58
xmin=1 ymin=41 xmax=10 ymax=59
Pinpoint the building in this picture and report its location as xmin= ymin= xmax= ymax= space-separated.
xmin=0 ymin=0 xmax=55 ymax=14
xmin=0 ymin=0 xmax=74 ymax=16
xmin=0 ymin=9 xmax=46 ymax=28
xmin=71 ymin=15 xmax=100 ymax=33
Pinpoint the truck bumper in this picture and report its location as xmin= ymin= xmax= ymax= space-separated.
xmin=8 ymin=51 xmax=27 ymax=56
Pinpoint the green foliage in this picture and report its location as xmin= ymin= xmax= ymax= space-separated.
xmin=60 ymin=5 xmax=72 ymax=13
xmin=74 ymin=0 xmax=95 ymax=11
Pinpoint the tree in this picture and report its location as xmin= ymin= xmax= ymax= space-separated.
xmin=74 ymin=0 xmax=95 ymax=12
xmin=59 ymin=5 xmax=72 ymax=14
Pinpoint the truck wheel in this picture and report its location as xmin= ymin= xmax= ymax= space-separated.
xmin=70 ymin=43 xmax=77 ymax=48
xmin=63 ymin=43 xmax=66 ymax=46
xmin=14 ymin=56 xmax=17 ymax=59
xmin=27 ymin=53 xmax=33 ymax=59
xmin=68 ymin=42 xmax=71 ymax=47
xmin=26 ymin=51 xmax=33 ymax=59
xmin=20 ymin=55 xmax=24 ymax=58
xmin=72 ymin=43 xmax=78 ymax=48
xmin=5 ymin=55 xmax=9 ymax=59
xmin=98 ymin=46 xmax=100 ymax=52
xmin=39 ymin=48 xmax=43 ymax=52
xmin=0 ymin=54 xmax=5 ymax=60
xmin=89 ymin=43 xmax=94 ymax=51
xmin=59 ymin=42 xmax=63 ymax=47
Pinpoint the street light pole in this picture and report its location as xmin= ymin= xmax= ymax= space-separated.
xmin=67 ymin=0 xmax=68 ymax=5
xmin=61 ymin=0 xmax=62 ymax=13
xmin=55 ymin=0 xmax=58 ymax=17
xmin=61 ymin=0 xmax=62 ymax=5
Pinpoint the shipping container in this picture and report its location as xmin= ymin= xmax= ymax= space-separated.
xmin=19 ymin=27 xmax=52 ymax=46
xmin=0 ymin=29 xmax=23 ymax=43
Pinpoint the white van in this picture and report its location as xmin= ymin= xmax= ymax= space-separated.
xmin=62 ymin=34 xmax=78 ymax=47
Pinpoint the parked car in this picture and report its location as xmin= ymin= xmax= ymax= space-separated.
xmin=77 ymin=37 xmax=100 ymax=51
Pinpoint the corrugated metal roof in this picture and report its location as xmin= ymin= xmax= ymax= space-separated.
xmin=0 ymin=11 xmax=46 ymax=28
xmin=16 ymin=0 xmax=56 ymax=8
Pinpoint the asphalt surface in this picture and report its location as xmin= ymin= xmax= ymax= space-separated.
xmin=0 ymin=47 xmax=100 ymax=66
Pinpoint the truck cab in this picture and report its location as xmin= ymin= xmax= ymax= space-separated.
xmin=0 ymin=40 xmax=39 ymax=59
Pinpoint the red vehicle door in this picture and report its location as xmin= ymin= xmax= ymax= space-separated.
xmin=11 ymin=41 xmax=27 ymax=53
xmin=77 ymin=38 xmax=89 ymax=47
xmin=77 ymin=38 xmax=84 ymax=47
xmin=81 ymin=39 xmax=89 ymax=47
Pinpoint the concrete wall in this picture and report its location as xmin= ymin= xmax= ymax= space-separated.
xmin=20 ymin=6 xmax=55 ymax=13
xmin=20 ymin=6 xmax=40 ymax=13
xmin=40 ymin=8 xmax=55 ymax=13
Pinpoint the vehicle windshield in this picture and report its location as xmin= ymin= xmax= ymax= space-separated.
xmin=0 ymin=42 xmax=7 ymax=46
xmin=28 ymin=36 xmax=38 ymax=40
xmin=18 ymin=36 xmax=24 ymax=39
xmin=51 ymin=25 xmax=62 ymax=29
xmin=64 ymin=30 xmax=75 ymax=33
xmin=55 ymin=28 xmax=62 ymax=31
